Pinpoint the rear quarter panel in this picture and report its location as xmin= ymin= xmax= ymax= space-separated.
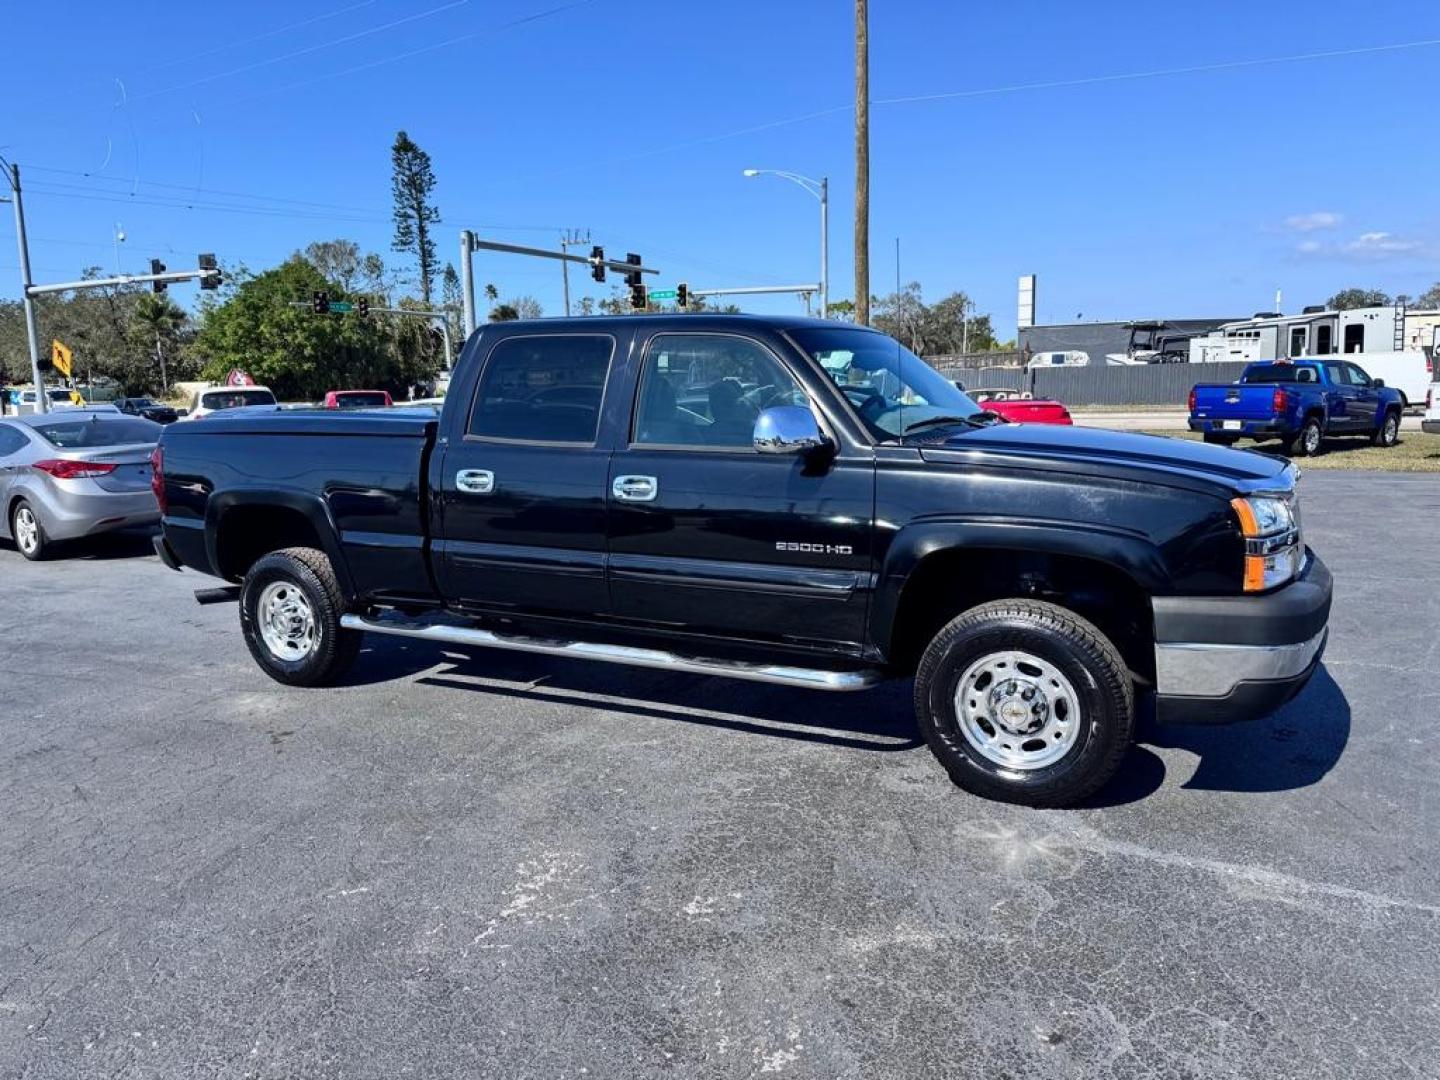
xmin=159 ymin=413 xmax=436 ymax=601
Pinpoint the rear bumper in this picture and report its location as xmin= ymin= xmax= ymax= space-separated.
xmin=1151 ymin=551 xmax=1332 ymax=724
xmin=1188 ymin=418 xmax=1286 ymax=438
xmin=153 ymin=531 xmax=184 ymax=571
xmin=27 ymin=485 xmax=160 ymax=542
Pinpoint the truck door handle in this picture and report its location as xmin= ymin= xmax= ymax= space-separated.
xmin=612 ymin=475 xmax=658 ymax=502
xmin=456 ymin=468 xmax=495 ymax=494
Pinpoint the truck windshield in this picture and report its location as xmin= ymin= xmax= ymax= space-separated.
xmin=788 ymin=327 xmax=984 ymax=441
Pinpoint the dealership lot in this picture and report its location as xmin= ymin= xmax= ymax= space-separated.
xmin=2 ymin=471 xmax=1437 ymax=1079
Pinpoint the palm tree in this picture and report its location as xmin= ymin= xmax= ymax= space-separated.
xmin=133 ymin=293 xmax=186 ymax=394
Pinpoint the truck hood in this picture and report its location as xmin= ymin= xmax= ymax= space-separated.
xmin=919 ymin=423 xmax=1292 ymax=491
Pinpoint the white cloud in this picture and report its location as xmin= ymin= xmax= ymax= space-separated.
xmin=1295 ymin=239 xmax=1323 ymax=254
xmin=1342 ymin=231 xmax=1421 ymax=256
xmin=1283 ymin=211 xmax=1343 ymax=232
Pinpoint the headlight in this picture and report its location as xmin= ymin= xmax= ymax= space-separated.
xmin=1232 ymin=494 xmax=1302 ymax=591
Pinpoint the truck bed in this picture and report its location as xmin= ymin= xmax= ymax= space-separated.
xmin=158 ymin=407 xmax=439 ymax=602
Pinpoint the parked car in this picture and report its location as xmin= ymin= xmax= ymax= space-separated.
xmin=153 ymin=314 xmax=1330 ymax=808
xmin=115 ymin=397 xmax=180 ymax=424
xmin=1189 ymin=359 xmax=1404 ymax=456
xmin=0 ymin=409 xmax=161 ymax=560
xmin=966 ymin=387 xmax=1073 ymax=425
xmin=1423 ymin=382 xmax=1440 ymax=436
xmin=184 ymin=385 xmax=278 ymax=420
xmin=1026 ymin=350 xmax=1090 ymax=369
xmin=323 ymin=390 xmax=393 ymax=410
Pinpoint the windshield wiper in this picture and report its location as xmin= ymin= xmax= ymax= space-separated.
xmin=900 ymin=415 xmax=988 ymax=435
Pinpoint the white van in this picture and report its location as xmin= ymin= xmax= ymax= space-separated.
xmin=1312 ymin=351 xmax=1431 ymax=410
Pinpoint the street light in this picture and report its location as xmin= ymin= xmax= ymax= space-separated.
xmin=743 ymin=168 xmax=828 ymax=318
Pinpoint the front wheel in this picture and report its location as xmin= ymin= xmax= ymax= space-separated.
xmin=1372 ymin=410 xmax=1400 ymax=447
xmin=239 ymin=546 xmax=361 ymax=687
xmin=914 ymin=600 xmax=1135 ymax=807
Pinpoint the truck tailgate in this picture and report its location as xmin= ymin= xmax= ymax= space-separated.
xmin=1191 ymin=383 xmax=1279 ymax=422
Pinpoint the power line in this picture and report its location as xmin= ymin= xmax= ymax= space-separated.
xmin=549 ymin=34 xmax=1440 ymax=177
xmin=205 ymin=0 xmax=596 ymax=111
xmin=132 ymin=0 xmax=471 ymax=103
xmin=873 ymin=36 xmax=1440 ymax=107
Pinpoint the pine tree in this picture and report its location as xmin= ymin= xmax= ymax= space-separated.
xmin=390 ymin=131 xmax=440 ymax=305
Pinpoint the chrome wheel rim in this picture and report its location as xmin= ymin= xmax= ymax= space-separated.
xmin=13 ymin=507 xmax=38 ymax=554
xmin=954 ymin=650 xmax=1081 ymax=771
xmin=256 ymin=581 xmax=317 ymax=661
xmin=1384 ymin=416 xmax=1397 ymax=444
xmin=1303 ymin=425 xmax=1320 ymax=454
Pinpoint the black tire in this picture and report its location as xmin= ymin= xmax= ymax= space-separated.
xmin=914 ymin=599 xmax=1134 ymax=807
xmin=10 ymin=499 xmax=48 ymax=561
xmin=1372 ymin=408 xmax=1400 ymax=447
xmin=1292 ymin=416 xmax=1323 ymax=457
xmin=239 ymin=546 xmax=361 ymax=687
xmin=1202 ymin=433 xmax=1236 ymax=446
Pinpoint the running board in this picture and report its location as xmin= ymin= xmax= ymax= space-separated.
xmin=339 ymin=613 xmax=885 ymax=692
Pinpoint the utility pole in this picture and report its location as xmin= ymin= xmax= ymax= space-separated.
xmin=559 ymin=229 xmax=590 ymax=317
xmin=854 ymin=0 xmax=870 ymax=326
xmin=4 ymin=162 xmax=49 ymax=413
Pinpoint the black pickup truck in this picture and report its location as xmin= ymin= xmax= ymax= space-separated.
xmin=153 ymin=314 xmax=1332 ymax=806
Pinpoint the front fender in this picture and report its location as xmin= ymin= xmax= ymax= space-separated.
xmin=868 ymin=518 xmax=1170 ymax=656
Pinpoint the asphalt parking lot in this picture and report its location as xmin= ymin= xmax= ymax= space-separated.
xmin=3 ymin=471 xmax=1438 ymax=1079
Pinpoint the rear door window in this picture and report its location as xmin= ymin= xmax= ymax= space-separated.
xmin=0 ymin=425 xmax=30 ymax=456
xmin=467 ymin=334 xmax=614 ymax=444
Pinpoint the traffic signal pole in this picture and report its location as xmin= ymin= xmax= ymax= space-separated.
xmin=456 ymin=231 xmax=659 ymax=328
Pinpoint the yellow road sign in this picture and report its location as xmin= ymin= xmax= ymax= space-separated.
xmin=51 ymin=339 xmax=73 ymax=377
xmin=69 ymin=389 xmax=85 ymax=406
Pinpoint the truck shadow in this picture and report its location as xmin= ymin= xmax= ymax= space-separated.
xmin=1085 ymin=666 xmax=1351 ymax=806
xmin=349 ymin=636 xmax=924 ymax=753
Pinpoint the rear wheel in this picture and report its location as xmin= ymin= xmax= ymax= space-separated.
xmin=11 ymin=499 xmax=48 ymax=561
xmin=1372 ymin=409 xmax=1400 ymax=447
xmin=1290 ymin=417 xmax=1323 ymax=457
xmin=239 ymin=546 xmax=361 ymax=686
xmin=914 ymin=599 xmax=1134 ymax=807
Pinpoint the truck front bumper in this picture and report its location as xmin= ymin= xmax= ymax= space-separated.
xmin=1151 ymin=551 xmax=1332 ymax=724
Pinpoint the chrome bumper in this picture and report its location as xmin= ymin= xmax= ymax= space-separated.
xmin=1155 ymin=626 xmax=1328 ymax=699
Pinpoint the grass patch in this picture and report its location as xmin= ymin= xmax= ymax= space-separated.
xmin=1139 ymin=429 xmax=1440 ymax=472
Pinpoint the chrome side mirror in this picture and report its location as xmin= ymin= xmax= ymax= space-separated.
xmin=753 ymin=405 xmax=826 ymax=454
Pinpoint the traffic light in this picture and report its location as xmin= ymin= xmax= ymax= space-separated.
xmin=150 ymin=258 xmax=167 ymax=293
xmin=630 ymin=282 xmax=647 ymax=311
xmin=198 ymin=253 xmax=221 ymax=291
xmin=357 ymin=296 xmax=370 ymax=317
xmin=676 ymin=282 xmax=689 ymax=309
xmin=623 ymin=253 xmax=642 ymax=288
xmin=590 ymin=245 xmax=606 ymax=283
xmin=313 ymin=290 xmax=330 ymax=314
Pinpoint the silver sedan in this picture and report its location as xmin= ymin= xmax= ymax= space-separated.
xmin=0 ymin=409 xmax=162 ymax=560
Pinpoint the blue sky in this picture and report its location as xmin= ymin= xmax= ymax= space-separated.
xmin=2 ymin=0 xmax=1437 ymax=334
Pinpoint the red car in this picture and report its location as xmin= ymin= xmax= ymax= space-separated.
xmin=966 ymin=387 xmax=1073 ymax=425
xmin=323 ymin=389 xmax=393 ymax=410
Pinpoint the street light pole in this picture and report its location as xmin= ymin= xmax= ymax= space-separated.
xmin=4 ymin=161 xmax=49 ymax=413
xmin=742 ymin=169 xmax=829 ymax=318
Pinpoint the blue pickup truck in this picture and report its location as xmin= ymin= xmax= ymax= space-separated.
xmin=1189 ymin=359 xmax=1404 ymax=456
